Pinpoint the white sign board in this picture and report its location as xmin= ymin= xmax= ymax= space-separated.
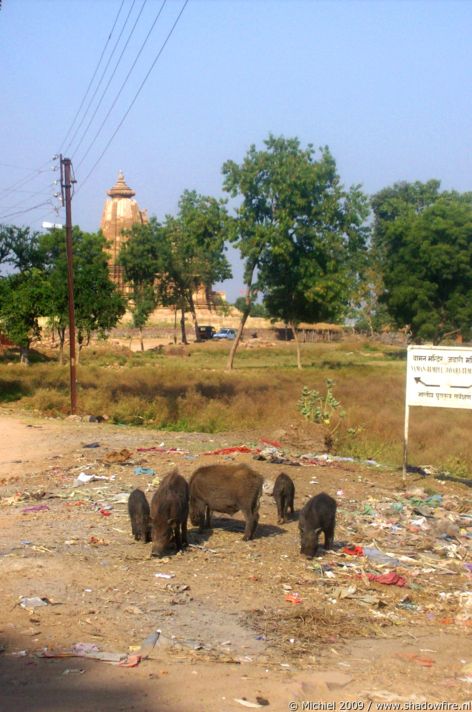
xmin=406 ymin=345 xmax=472 ymax=410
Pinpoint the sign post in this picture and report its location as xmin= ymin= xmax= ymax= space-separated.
xmin=403 ymin=345 xmax=472 ymax=480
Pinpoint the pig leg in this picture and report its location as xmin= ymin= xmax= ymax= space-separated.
xmin=173 ymin=523 xmax=182 ymax=552
xmin=289 ymin=493 xmax=295 ymax=516
xmin=242 ymin=509 xmax=259 ymax=540
xmin=276 ymin=494 xmax=285 ymax=524
xmin=323 ymin=523 xmax=335 ymax=550
xmin=204 ymin=505 xmax=212 ymax=529
xmin=181 ymin=517 xmax=188 ymax=547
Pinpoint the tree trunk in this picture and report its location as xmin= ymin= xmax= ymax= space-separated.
xmin=189 ymin=294 xmax=200 ymax=342
xmin=59 ymin=327 xmax=66 ymax=366
xmin=290 ymin=321 xmax=302 ymax=369
xmin=226 ymin=272 xmax=256 ymax=371
xmin=139 ymin=326 xmax=144 ymax=352
xmin=180 ymin=308 xmax=188 ymax=345
xmin=19 ymin=343 xmax=30 ymax=366
xmin=173 ymin=307 xmax=177 ymax=344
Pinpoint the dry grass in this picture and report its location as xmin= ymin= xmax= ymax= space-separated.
xmin=0 ymin=339 xmax=471 ymax=475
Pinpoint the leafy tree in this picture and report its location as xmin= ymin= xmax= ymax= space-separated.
xmin=0 ymin=269 xmax=48 ymax=364
xmin=371 ymin=182 xmax=472 ymax=343
xmin=120 ymin=192 xmax=232 ymax=345
xmin=40 ymin=227 xmax=126 ymax=361
xmin=158 ymin=191 xmax=232 ymax=342
xmin=0 ymin=226 xmax=46 ymax=364
xmin=119 ymin=218 xmax=164 ymax=350
xmin=234 ymin=296 xmax=267 ymax=318
xmin=222 ymin=134 xmax=369 ymax=368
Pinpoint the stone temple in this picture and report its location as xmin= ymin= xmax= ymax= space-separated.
xmin=100 ymin=171 xmax=148 ymax=292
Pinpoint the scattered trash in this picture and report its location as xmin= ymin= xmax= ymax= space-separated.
xmin=104 ymin=449 xmax=132 ymax=464
xmin=364 ymin=572 xmax=407 ymax=587
xmin=203 ymin=446 xmax=255 ymax=456
xmin=397 ymin=652 xmax=435 ymax=667
xmin=62 ymin=668 xmax=85 ymax=675
xmin=342 ymin=545 xmax=364 ymax=556
xmin=82 ymin=442 xmax=101 ymax=449
xmin=285 ymin=593 xmax=303 ymax=604
xmin=155 ymin=573 xmax=175 ymax=579
xmin=234 ymin=698 xmax=265 ymax=709
xmin=99 ymin=508 xmax=112 ymax=517
xmin=134 ymin=466 xmax=156 ymax=476
xmin=21 ymin=504 xmax=49 ymax=514
xmin=19 ymin=596 xmax=52 ymax=609
xmin=74 ymin=473 xmax=115 ymax=486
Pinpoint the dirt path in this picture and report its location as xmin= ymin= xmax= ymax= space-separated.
xmin=0 ymin=411 xmax=471 ymax=711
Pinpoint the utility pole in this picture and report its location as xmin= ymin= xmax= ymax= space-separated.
xmin=60 ymin=156 xmax=77 ymax=414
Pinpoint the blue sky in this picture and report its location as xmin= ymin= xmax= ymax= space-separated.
xmin=1 ymin=0 xmax=471 ymax=300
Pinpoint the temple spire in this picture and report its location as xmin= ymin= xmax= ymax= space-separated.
xmin=107 ymin=170 xmax=136 ymax=199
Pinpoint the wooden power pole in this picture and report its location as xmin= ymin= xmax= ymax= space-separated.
xmin=60 ymin=156 xmax=77 ymax=414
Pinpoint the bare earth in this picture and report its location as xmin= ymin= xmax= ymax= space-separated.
xmin=0 ymin=410 xmax=470 ymax=712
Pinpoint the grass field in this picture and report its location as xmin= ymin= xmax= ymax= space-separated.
xmin=0 ymin=337 xmax=470 ymax=475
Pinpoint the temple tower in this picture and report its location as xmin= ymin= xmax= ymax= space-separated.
xmin=100 ymin=171 xmax=148 ymax=291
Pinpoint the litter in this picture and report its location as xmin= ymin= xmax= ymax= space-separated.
xmin=234 ymin=699 xmax=265 ymax=709
xmin=155 ymin=573 xmax=175 ymax=579
xmin=203 ymin=446 xmax=255 ymax=456
xmin=82 ymin=442 xmax=100 ymax=449
xmin=364 ymin=572 xmax=407 ymax=587
xmin=134 ymin=466 xmax=155 ymax=476
xmin=104 ymin=449 xmax=132 ymax=464
xmin=19 ymin=596 xmax=52 ymax=609
xmin=74 ymin=473 xmax=115 ymax=486
xmin=342 ymin=545 xmax=364 ymax=556
xmin=21 ymin=504 xmax=49 ymax=514
xmin=285 ymin=593 xmax=303 ymax=604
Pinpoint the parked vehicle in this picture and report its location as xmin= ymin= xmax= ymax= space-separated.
xmin=197 ymin=325 xmax=216 ymax=340
xmin=212 ymin=328 xmax=237 ymax=340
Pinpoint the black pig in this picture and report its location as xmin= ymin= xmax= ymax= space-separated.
xmin=150 ymin=469 xmax=189 ymax=557
xmin=128 ymin=489 xmax=151 ymax=542
xmin=189 ymin=463 xmax=263 ymax=541
xmin=299 ymin=492 xmax=336 ymax=558
xmin=272 ymin=472 xmax=295 ymax=524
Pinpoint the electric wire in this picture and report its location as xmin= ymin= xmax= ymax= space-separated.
xmin=59 ymin=0 xmax=126 ymax=152
xmin=0 ymin=200 xmax=54 ymax=222
xmin=0 ymin=162 xmax=53 ymax=198
xmin=64 ymin=0 xmax=138 ymax=156
xmin=71 ymin=0 xmax=148 ymax=161
xmin=77 ymin=0 xmax=188 ymax=192
xmin=75 ymin=0 xmax=167 ymax=171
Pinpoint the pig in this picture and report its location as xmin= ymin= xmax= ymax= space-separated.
xmin=272 ymin=472 xmax=295 ymax=524
xmin=128 ymin=489 xmax=151 ymax=542
xmin=299 ymin=492 xmax=336 ymax=558
xmin=189 ymin=463 xmax=263 ymax=541
xmin=150 ymin=469 xmax=189 ymax=557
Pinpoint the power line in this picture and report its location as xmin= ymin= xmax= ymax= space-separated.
xmin=0 ymin=162 xmax=53 ymax=198
xmin=78 ymin=0 xmax=188 ymax=192
xmin=59 ymin=0 xmax=126 ymax=152
xmin=71 ymin=0 xmax=148 ymax=161
xmin=0 ymin=200 xmax=54 ymax=222
xmin=64 ymin=0 xmax=138 ymax=156
xmin=0 ymin=187 xmax=56 ymax=212
xmin=75 ymin=0 xmax=167 ymax=171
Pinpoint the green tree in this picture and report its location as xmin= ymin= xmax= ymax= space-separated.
xmin=234 ymin=296 xmax=268 ymax=318
xmin=0 ymin=226 xmax=46 ymax=364
xmin=372 ymin=182 xmax=472 ymax=343
xmin=159 ymin=191 xmax=232 ymax=342
xmin=120 ymin=192 xmax=232 ymax=346
xmin=40 ymin=227 xmax=126 ymax=361
xmin=119 ymin=219 xmax=163 ymax=350
xmin=0 ymin=269 xmax=48 ymax=364
xmin=222 ymin=134 xmax=369 ymax=368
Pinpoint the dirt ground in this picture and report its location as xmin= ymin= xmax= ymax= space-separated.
xmin=0 ymin=409 xmax=471 ymax=712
